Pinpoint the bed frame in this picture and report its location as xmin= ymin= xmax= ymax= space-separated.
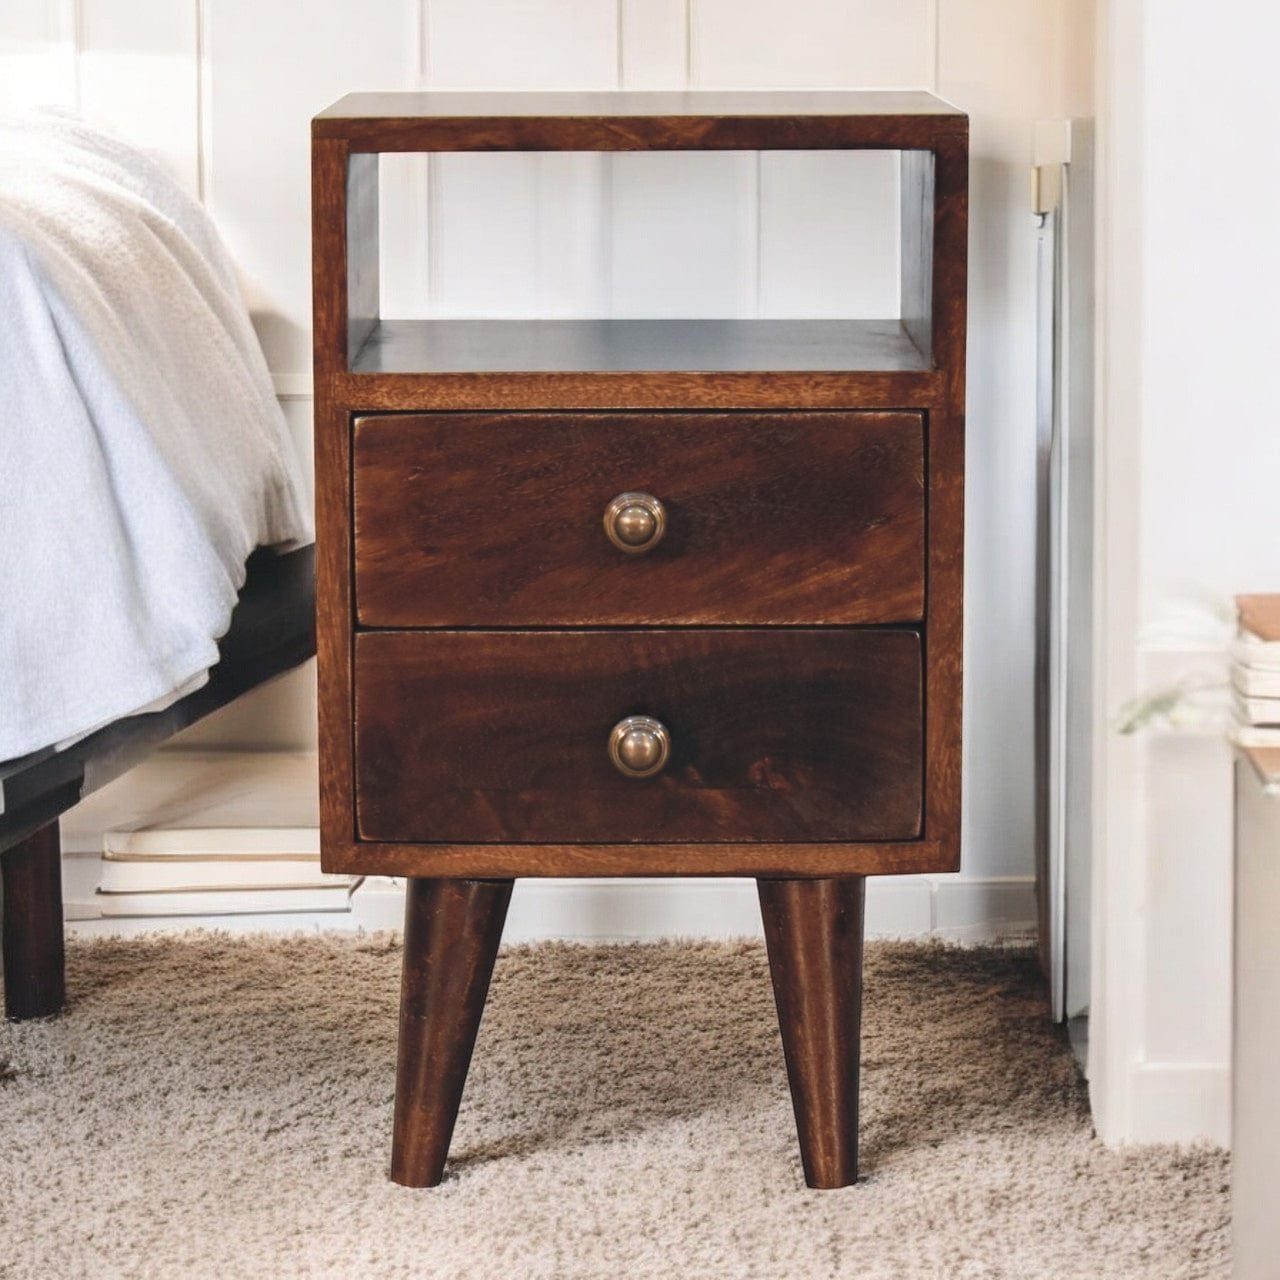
xmin=0 ymin=545 xmax=315 ymax=1020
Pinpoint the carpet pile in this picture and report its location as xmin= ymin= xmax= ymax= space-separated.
xmin=0 ymin=934 xmax=1228 ymax=1278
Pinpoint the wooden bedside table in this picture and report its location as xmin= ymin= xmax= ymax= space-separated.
xmin=311 ymin=91 xmax=967 ymax=1190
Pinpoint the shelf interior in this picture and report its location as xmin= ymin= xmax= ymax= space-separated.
xmin=349 ymin=318 xmax=930 ymax=376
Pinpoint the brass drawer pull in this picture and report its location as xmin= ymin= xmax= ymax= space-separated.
xmin=608 ymin=715 xmax=670 ymax=778
xmin=603 ymin=492 xmax=666 ymax=554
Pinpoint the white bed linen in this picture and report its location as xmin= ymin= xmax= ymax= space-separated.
xmin=0 ymin=113 xmax=312 ymax=760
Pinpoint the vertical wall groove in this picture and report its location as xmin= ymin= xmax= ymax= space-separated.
xmin=684 ymin=0 xmax=693 ymax=86
xmin=929 ymin=0 xmax=941 ymax=92
xmin=422 ymin=0 xmax=437 ymax=314
xmin=53 ymin=0 xmax=84 ymax=112
xmin=415 ymin=0 xmax=429 ymax=82
xmin=194 ymin=0 xmax=208 ymax=203
xmin=752 ymin=149 xmax=763 ymax=317
xmin=614 ymin=0 xmax=624 ymax=87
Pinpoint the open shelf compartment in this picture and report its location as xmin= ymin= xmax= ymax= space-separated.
xmin=314 ymin=93 xmax=963 ymax=382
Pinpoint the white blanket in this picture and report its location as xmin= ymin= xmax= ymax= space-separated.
xmin=0 ymin=113 xmax=312 ymax=761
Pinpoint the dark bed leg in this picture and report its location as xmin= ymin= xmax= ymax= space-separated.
xmin=2 ymin=820 xmax=67 ymax=1021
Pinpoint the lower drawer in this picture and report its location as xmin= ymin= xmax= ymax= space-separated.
xmin=354 ymin=630 xmax=922 ymax=845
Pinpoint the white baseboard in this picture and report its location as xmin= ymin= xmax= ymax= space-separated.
xmin=65 ymin=861 xmax=1034 ymax=945
xmin=1128 ymin=1062 xmax=1231 ymax=1147
xmin=459 ymin=875 xmax=1034 ymax=943
xmin=388 ymin=875 xmax=1032 ymax=943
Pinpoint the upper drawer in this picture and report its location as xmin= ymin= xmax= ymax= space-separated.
xmin=353 ymin=411 xmax=924 ymax=627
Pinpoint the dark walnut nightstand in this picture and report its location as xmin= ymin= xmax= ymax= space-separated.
xmin=311 ymin=91 xmax=967 ymax=1190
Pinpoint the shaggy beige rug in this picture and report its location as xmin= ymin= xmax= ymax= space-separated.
xmin=0 ymin=935 xmax=1227 ymax=1279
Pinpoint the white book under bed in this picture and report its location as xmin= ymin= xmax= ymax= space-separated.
xmin=95 ymin=826 xmax=352 ymax=916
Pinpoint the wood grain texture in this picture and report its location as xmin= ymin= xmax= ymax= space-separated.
xmin=354 ymin=629 xmax=922 ymax=846
xmin=313 ymin=91 xmax=966 ymax=154
xmin=312 ymin=96 xmax=967 ymax=877
xmin=2 ymin=820 xmax=65 ymax=1021
xmin=315 ymin=837 xmax=947 ymax=880
xmin=350 ymin=319 xmax=930 ymax=374
xmin=920 ymin=132 xmax=968 ymax=866
xmin=391 ymin=878 xmax=512 ymax=1188
xmin=353 ymin=411 xmax=924 ymax=627
xmin=335 ymin=369 xmax=942 ymax=413
xmin=312 ymin=135 xmax=360 ymax=858
xmin=758 ymin=876 xmax=866 ymax=1188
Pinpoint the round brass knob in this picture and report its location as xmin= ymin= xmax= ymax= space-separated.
xmin=608 ymin=715 xmax=671 ymax=779
xmin=604 ymin=492 xmax=666 ymax=554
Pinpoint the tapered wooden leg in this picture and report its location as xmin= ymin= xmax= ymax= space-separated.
xmin=391 ymin=877 xmax=513 ymax=1187
xmin=2 ymin=821 xmax=67 ymax=1021
xmin=758 ymin=876 xmax=866 ymax=1189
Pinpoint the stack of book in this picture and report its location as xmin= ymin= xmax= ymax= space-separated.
xmin=95 ymin=827 xmax=353 ymax=917
xmin=1232 ymin=595 xmax=1280 ymax=748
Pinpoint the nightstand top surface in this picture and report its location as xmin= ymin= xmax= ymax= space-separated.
xmin=313 ymin=91 xmax=967 ymax=151
xmin=316 ymin=89 xmax=963 ymax=123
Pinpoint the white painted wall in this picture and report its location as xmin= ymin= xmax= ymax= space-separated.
xmin=1090 ymin=0 xmax=1280 ymax=1144
xmin=2 ymin=0 xmax=1090 ymax=935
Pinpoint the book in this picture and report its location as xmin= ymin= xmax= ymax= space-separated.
xmin=1231 ymin=597 xmax=1280 ymax=745
xmin=95 ymin=885 xmax=352 ymax=918
xmin=1230 ymin=723 xmax=1280 ymax=749
xmin=1231 ymin=635 xmax=1280 ymax=674
xmin=1232 ymin=690 xmax=1280 ymax=727
xmin=102 ymin=827 xmax=320 ymax=860
xmin=98 ymin=858 xmax=350 ymax=894
xmin=1232 ymin=664 xmax=1280 ymax=699
xmin=95 ymin=827 xmax=350 ymax=913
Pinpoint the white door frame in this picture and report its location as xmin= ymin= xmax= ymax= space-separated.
xmin=1086 ymin=0 xmax=1148 ymax=1144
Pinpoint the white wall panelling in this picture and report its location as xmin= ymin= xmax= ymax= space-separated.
xmin=607 ymin=150 xmax=759 ymax=317
xmin=758 ymin=151 xmax=900 ymax=318
xmin=200 ymin=0 xmax=420 ymax=380
xmin=428 ymin=152 xmax=543 ymax=316
xmin=688 ymin=0 xmax=935 ymax=89
xmin=380 ymin=148 xmax=903 ymax=321
xmin=421 ymin=151 xmax=619 ymax=318
xmin=0 ymin=0 xmax=77 ymax=114
xmin=78 ymin=0 xmax=199 ymax=191
xmin=1 ymin=0 xmax=1090 ymax=937
xmin=424 ymin=0 xmax=619 ymax=90
xmin=619 ymin=0 xmax=686 ymax=89
xmin=407 ymin=0 xmax=619 ymax=324
xmin=376 ymin=153 xmax=432 ymax=317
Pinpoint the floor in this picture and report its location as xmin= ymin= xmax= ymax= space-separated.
xmin=0 ymin=934 xmax=1229 ymax=1279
